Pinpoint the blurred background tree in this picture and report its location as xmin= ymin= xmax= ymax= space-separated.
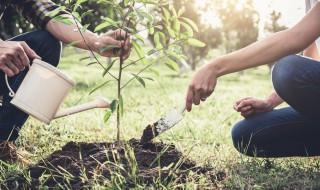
xmin=215 ymin=0 xmax=259 ymax=53
xmin=265 ymin=10 xmax=288 ymax=69
xmin=265 ymin=10 xmax=288 ymax=34
xmin=0 ymin=5 xmax=34 ymax=39
xmin=173 ymin=0 xmax=222 ymax=70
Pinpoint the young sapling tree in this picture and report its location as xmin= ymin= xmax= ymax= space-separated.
xmin=53 ymin=0 xmax=205 ymax=142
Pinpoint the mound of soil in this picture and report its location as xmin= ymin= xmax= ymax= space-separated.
xmin=4 ymin=139 xmax=226 ymax=189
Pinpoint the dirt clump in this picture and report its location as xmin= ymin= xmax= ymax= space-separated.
xmin=3 ymin=139 xmax=226 ymax=189
xmin=140 ymin=122 xmax=159 ymax=143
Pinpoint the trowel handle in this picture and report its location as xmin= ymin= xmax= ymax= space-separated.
xmin=54 ymin=97 xmax=110 ymax=119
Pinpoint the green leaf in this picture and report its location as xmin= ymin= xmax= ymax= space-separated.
xmin=110 ymin=100 xmax=118 ymax=113
xmin=76 ymin=0 xmax=87 ymax=5
xmin=104 ymin=109 xmax=112 ymax=123
xmin=148 ymin=26 xmax=155 ymax=35
xmin=154 ymin=31 xmax=167 ymax=49
xmin=167 ymin=51 xmax=183 ymax=62
xmin=177 ymin=8 xmax=185 ymax=16
xmin=89 ymin=80 xmax=113 ymax=95
xmin=158 ymin=32 xmax=167 ymax=47
xmin=180 ymin=17 xmax=198 ymax=32
xmin=80 ymin=56 xmax=91 ymax=61
xmin=46 ymin=7 xmax=63 ymax=18
xmin=162 ymin=8 xmax=170 ymax=21
xmin=170 ymin=7 xmax=178 ymax=18
xmin=147 ymin=49 xmax=157 ymax=56
xmin=81 ymin=24 xmax=90 ymax=32
xmin=134 ymin=34 xmax=145 ymax=44
xmin=94 ymin=18 xmax=118 ymax=32
xmin=187 ymin=38 xmax=206 ymax=47
xmin=142 ymin=77 xmax=154 ymax=81
xmin=165 ymin=58 xmax=179 ymax=72
xmin=180 ymin=22 xmax=193 ymax=37
xmin=132 ymin=41 xmax=145 ymax=62
xmin=173 ymin=18 xmax=181 ymax=33
xmin=131 ymin=74 xmax=146 ymax=88
xmin=137 ymin=10 xmax=154 ymax=22
xmin=81 ymin=10 xmax=93 ymax=18
xmin=119 ymin=95 xmax=124 ymax=116
xmin=167 ymin=26 xmax=175 ymax=38
xmin=95 ymin=22 xmax=111 ymax=32
xmin=86 ymin=62 xmax=97 ymax=66
xmin=149 ymin=68 xmax=160 ymax=76
xmin=102 ymin=59 xmax=116 ymax=77
xmin=72 ymin=12 xmax=81 ymax=22
xmin=154 ymin=32 xmax=162 ymax=49
xmin=53 ymin=15 xmax=73 ymax=25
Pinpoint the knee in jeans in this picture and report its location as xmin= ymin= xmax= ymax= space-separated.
xmin=231 ymin=120 xmax=256 ymax=157
xmin=272 ymin=55 xmax=303 ymax=97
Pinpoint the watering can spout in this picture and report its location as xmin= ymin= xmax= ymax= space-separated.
xmin=54 ymin=97 xmax=110 ymax=119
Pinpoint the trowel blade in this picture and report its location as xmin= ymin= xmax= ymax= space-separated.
xmin=140 ymin=106 xmax=185 ymax=144
xmin=155 ymin=108 xmax=184 ymax=134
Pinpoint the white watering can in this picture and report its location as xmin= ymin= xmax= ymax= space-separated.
xmin=4 ymin=59 xmax=110 ymax=124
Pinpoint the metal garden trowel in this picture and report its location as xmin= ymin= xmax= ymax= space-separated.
xmin=140 ymin=106 xmax=186 ymax=143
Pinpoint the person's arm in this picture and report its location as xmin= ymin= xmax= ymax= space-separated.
xmin=186 ymin=2 xmax=320 ymax=111
xmin=45 ymin=15 xmax=130 ymax=58
xmin=11 ymin=0 xmax=130 ymax=58
xmin=213 ymin=3 xmax=320 ymax=77
xmin=266 ymin=91 xmax=284 ymax=108
xmin=303 ymin=42 xmax=320 ymax=60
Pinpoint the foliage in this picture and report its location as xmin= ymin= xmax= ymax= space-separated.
xmin=60 ymin=0 xmax=203 ymax=142
xmin=0 ymin=5 xmax=34 ymax=39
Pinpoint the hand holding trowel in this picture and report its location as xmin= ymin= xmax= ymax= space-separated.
xmin=140 ymin=105 xmax=186 ymax=143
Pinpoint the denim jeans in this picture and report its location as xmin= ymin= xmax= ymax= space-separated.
xmin=0 ymin=30 xmax=61 ymax=141
xmin=232 ymin=55 xmax=320 ymax=158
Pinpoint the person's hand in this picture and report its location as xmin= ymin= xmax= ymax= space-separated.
xmin=186 ymin=62 xmax=218 ymax=112
xmin=234 ymin=97 xmax=274 ymax=118
xmin=0 ymin=41 xmax=41 ymax=77
xmin=91 ymin=29 xmax=131 ymax=59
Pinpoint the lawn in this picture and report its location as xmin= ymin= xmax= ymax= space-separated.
xmin=1 ymin=47 xmax=320 ymax=189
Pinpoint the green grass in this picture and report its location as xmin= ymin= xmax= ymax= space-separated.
xmin=2 ymin=47 xmax=320 ymax=189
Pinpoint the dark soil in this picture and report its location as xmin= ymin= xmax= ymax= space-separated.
xmin=3 ymin=139 xmax=226 ymax=189
xmin=140 ymin=122 xmax=159 ymax=143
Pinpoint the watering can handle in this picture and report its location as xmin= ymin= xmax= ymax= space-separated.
xmin=4 ymin=60 xmax=32 ymax=98
xmin=5 ymin=74 xmax=15 ymax=98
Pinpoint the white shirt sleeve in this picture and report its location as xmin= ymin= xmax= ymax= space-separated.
xmin=306 ymin=0 xmax=320 ymax=51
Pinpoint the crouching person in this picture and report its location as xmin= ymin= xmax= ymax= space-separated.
xmin=0 ymin=0 xmax=131 ymax=164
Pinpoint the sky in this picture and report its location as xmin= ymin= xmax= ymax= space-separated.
xmin=253 ymin=0 xmax=305 ymax=27
xmin=253 ymin=0 xmax=305 ymax=38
